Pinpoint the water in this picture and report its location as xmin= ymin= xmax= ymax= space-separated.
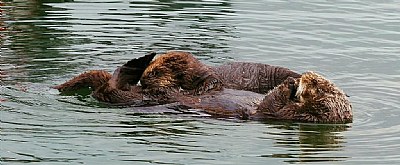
xmin=1 ymin=0 xmax=399 ymax=164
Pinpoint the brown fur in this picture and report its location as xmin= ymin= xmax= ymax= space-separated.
xmin=90 ymin=67 xmax=145 ymax=104
xmin=53 ymin=52 xmax=157 ymax=104
xmin=212 ymin=62 xmax=301 ymax=94
xmin=140 ymin=52 xmax=300 ymax=95
xmin=252 ymin=71 xmax=353 ymax=123
xmin=53 ymin=51 xmax=222 ymax=105
xmin=180 ymin=72 xmax=353 ymax=123
xmin=53 ymin=68 xmax=146 ymax=104
xmin=140 ymin=51 xmax=223 ymax=96
xmin=53 ymin=70 xmax=112 ymax=92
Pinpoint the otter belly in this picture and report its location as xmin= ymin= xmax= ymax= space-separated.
xmin=197 ymin=89 xmax=264 ymax=111
xmin=125 ymin=89 xmax=264 ymax=118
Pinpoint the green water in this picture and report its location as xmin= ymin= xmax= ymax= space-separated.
xmin=1 ymin=0 xmax=400 ymax=164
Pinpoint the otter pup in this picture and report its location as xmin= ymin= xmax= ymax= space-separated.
xmin=54 ymin=51 xmax=297 ymax=104
xmin=54 ymin=51 xmax=352 ymax=123
xmin=54 ymin=51 xmax=223 ymax=104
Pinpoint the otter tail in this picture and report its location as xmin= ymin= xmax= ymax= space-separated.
xmin=53 ymin=70 xmax=112 ymax=92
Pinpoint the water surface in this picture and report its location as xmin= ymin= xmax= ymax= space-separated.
xmin=1 ymin=0 xmax=400 ymax=164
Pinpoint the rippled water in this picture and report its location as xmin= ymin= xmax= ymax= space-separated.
xmin=1 ymin=0 xmax=400 ymax=164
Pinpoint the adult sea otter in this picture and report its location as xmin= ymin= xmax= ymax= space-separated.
xmin=54 ymin=51 xmax=352 ymax=123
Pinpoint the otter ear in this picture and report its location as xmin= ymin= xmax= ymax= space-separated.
xmin=118 ymin=52 xmax=157 ymax=86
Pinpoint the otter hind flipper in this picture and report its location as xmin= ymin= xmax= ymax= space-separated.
xmin=115 ymin=52 xmax=157 ymax=88
xmin=123 ymin=52 xmax=157 ymax=69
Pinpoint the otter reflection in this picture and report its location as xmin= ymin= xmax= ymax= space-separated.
xmin=263 ymin=122 xmax=350 ymax=163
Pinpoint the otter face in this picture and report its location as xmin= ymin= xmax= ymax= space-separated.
xmin=293 ymin=71 xmax=352 ymax=123
xmin=295 ymin=71 xmax=341 ymax=103
xmin=258 ymin=71 xmax=352 ymax=123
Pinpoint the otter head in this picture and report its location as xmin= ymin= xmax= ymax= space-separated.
xmin=257 ymin=71 xmax=352 ymax=123
xmin=293 ymin=71 xmax=353 ymax=123
xmin=295 ymin=71 xmax=346 ymax=104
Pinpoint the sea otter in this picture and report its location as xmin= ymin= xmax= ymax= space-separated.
xmin=54 ymin=51 xmax=352 ymax=123
xmin=175 ymin=71 xmax=352 ymax=123
xmin=54 ymin=51 xmax=224 ymax=104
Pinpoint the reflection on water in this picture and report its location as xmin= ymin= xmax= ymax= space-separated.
xmin=1 ymin=0 xmax=400 ymax=164
xmin=1 ymin=0 xmax=236 ymax=84
xmin=1 ymin=0 xmax=79 ymax=84
xmin=45 ymin=0 xmax=236 ymax=65
xmin=263 ymin=123 xmax=349 ymax=163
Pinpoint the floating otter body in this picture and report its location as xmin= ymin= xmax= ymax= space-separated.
xmin=54 ymin=51 xmax=352 ymax=123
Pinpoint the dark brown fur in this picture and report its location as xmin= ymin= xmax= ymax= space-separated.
xmin=53 ymin=68 xmax=146 ymax=104
xmin=140 ymin=51 xmax=223 ymax=96
xmin=53 ymin=70 xmax=112 ymax=92
xmin=54 ymin=52 xmax=157 ymax=104
xmin=212 ymin=62 xmax=301 ymax=94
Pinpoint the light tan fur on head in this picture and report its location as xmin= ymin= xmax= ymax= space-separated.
xmin=257 ymin=71 xmax=352 ymax=123
xmin=294 ymin=71 xmax=352 ymax=122
xmin=295 ymin=71 xmax=347 ymax=104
